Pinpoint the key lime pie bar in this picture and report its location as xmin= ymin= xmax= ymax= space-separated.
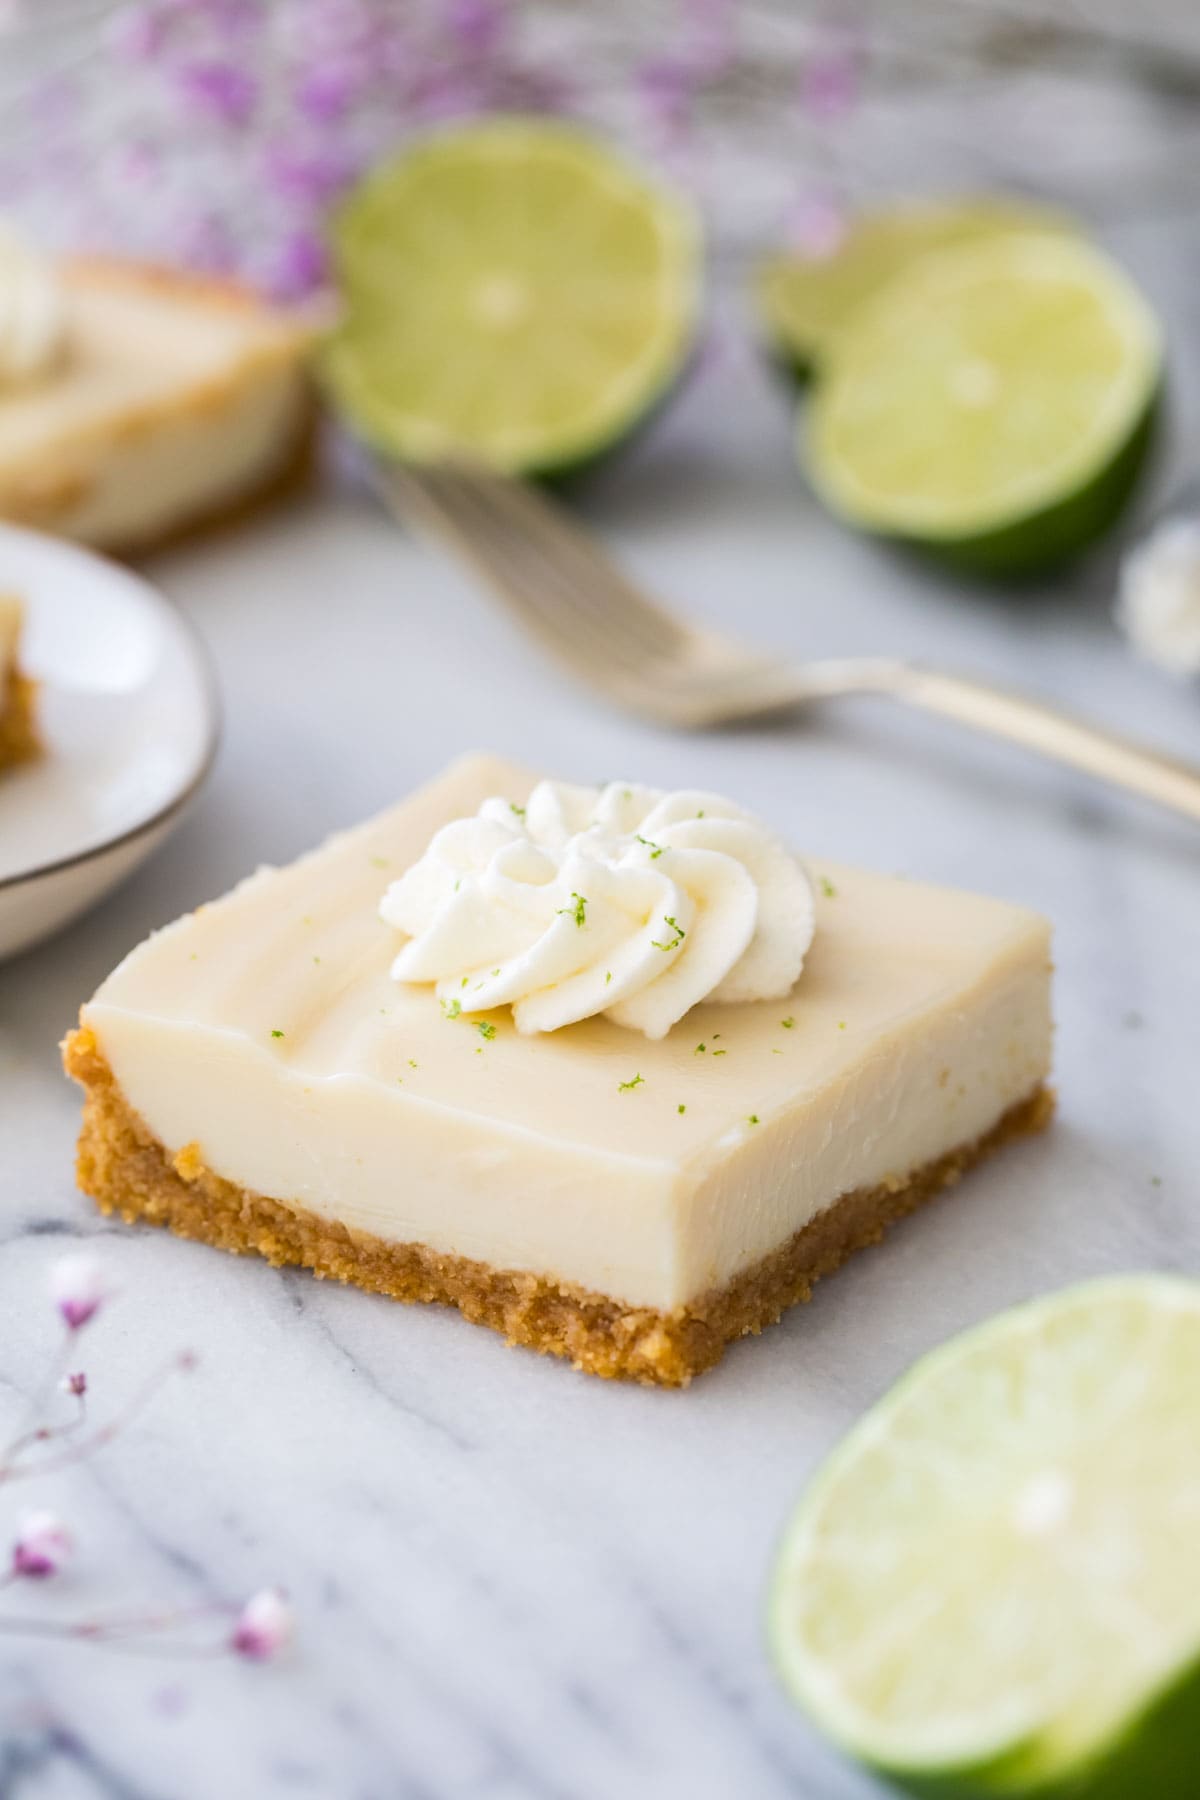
xmin=0 ymin=595 xmax=38 ymax=771
xmin=64 ymin=754 xmax=1053 ymax=1385
xmin=0 ymin=227 xmax=313 ymax=553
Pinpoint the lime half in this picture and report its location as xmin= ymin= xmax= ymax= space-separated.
xmin=769 ymin=1276 xmax=1200 ymax=1799
xmin=323 ymin=118 xmax=700 ymax=475
xmin=805 ymin=233 xmax=1161 ymax=576
xmin=754 ymin=198 xmax=1073 ymax=378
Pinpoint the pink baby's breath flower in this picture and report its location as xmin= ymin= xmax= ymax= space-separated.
xmin=231 ymin=1588 xmax=293 ymax=1661
xmin=12 ymin=1510 xmax=72 ymax=1579
xmin=60 ymin=1371 xmax=88 ymax=1398
xmin=49 ymin=1255 xmax=106 ymax=1333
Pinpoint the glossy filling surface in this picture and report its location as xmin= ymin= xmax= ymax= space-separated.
xmin=80 ymin=754 xmax=1054 ymax=1311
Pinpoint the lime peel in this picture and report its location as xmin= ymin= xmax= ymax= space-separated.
xmin=769 ymin=1275 xmax=1200 ymax=1798
xmin=805 ymin=233 xmax=1161 ymax=575
xmin=323 ymin=117 xmax=700 ymax=476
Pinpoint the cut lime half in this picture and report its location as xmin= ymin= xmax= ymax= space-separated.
xmin=323 ymin=118 xmax=700 ymax=476
xmin=769 ymin=1275 xmax=1200 ymax=1799
xmin=806 ymin=233 xmax=1161 ymax=576
xmin=754 ymin=197 xmax=1073 ymax=378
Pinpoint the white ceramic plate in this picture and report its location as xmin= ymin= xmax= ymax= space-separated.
xmin=0 ymin=524 xmax=218 ymax=962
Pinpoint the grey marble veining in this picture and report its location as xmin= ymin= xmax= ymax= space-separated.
xmin=1 ymin=269 xmax=1199 ymax=1800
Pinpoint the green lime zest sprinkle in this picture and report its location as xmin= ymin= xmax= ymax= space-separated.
xmin=651 ymin=915 xmax=686 ymax=952
xmin=677 ymin=1104 xmax=686 ymax=1114
xmin=618 ymin=1073 xmax=645 ymax=1093
xmin=509 ymin=801 xmax=526 ymax=819
xmin=370 ymin=855 xmax=390 ymax=869
xmin=441 ymin=998 xmax=462 ymax=1020
xmin=838 ymin=1020 xmax=846 ymax=1030
xmin=820 ymin=875 xmax=837 ymax=898
xmin=635 ymin=834 xmax=665 ymax=859
xmin=271 ymin=1029 xmax=285 ymax=1039
xmin=712 ymin=1048 xmax=727 ymax=1057
xmin=781 ymin=1017 xmax=795 ymax=1030
xmin=558 ymin=891 xmax=588 ymax=927
xmin=477 ymin=1021 xmax=496 ymax=1040
xmin=695 ymin=1042 xmax=706 ymax=1054
xmin=748 ymin=1114 xmax=760 ymax=1126
xmin=695 ymin=809 xmax=705 ymax=818
xmin=605 ymin=971 xmax=612 ymax=985
xmin=408 ymin=1059 xmax=418 ymax=1069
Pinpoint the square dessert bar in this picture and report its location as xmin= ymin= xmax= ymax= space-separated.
xmin=0 ymin=262 xmax=313 ymax=554
xmin=64 ymin=754 xmax=1053 ymax=1385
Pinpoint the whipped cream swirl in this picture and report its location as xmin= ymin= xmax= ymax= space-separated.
xmin=380 ymin=780 xmax=815 ymax=1038
xmin=0 ymin=224 xmax=66 ymax=388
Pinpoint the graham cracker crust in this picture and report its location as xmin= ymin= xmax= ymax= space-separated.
xmin=63 ymin=1026 xmax=1053 ymax=1387
xmin=0 ymin=669 xmax=39 ymax=771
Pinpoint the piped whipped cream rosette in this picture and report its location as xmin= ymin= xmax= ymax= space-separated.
xmin=379 ymin=779 xmax=815 ymax=1038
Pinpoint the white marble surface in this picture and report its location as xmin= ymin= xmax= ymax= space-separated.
xmin=1 ymin=300 xmax=1199 ymax=1799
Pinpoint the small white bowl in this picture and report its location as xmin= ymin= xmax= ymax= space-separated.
xmin=0 ymin=524 xmax=218 ymax=962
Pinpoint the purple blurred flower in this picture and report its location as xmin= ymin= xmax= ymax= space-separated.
xmin=231 ymin=1588 xmax=293 ymax=1661
xmin=800 ymin=38 xmax=861 ymax=125
xmin=446 ymin=0 xmax=508 ymax=58
xmin=107 ymin=5 xmax=156 ymax=59
xmin=677 ymin=0 xmax=737 ymax=81
xmin=263 ymin=140 xmax=353 ymax=207
xmin=12 ymin=1510 xmax=72 ymax=1580
xmin=49 ymin=1255 xmax=106 ymax=1333
xmin=60 ymin=1371 xmax=88 ymax=1398
xmin=296 ymin=61 xmax=366 ymax=126
xmin=173 ymin=212 xmax=239 ymax=276
xmin=637 ymin=58 xmax=696 ymax=146
xmin=115 ymin=139 xmax=161 ymax=187
xmin=785 ymin=190 xmax=848 ymax=260
xmin=176 ymin=62 xmax=259 ymax=128
xmin=407 ymin=63 xmax=489 ymax=127
xmin=264 ymin=231 xmax=329 ymax=301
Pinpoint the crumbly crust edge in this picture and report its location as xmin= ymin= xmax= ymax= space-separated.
xmin=0 ymin=669 xmax=40 ymax=772
xmin=62 ymin=1025 xmax=1054 ymax=1388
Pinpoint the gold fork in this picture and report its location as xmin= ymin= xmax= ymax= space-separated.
xmin=375 ymin=460 xmax=1200 ymax=826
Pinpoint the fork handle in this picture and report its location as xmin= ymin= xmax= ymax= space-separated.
xmin=872 ymin=662 xmax=1200 ymax=824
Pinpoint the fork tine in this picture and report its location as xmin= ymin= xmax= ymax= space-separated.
xmin=379 ymin=462 xmax=655 ymax=685
xmin=438 ymin=470 xmax=669 ymax=676
xmin=457 ymin=464 xmax=690 ymax=662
